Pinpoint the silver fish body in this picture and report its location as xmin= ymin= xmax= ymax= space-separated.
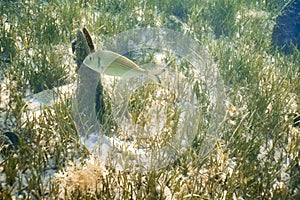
xmin=83 ymin=50 xmax=164 ymax=82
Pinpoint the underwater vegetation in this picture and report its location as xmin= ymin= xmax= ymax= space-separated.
xmin=0 ymin=0 xmax=300 ymax=199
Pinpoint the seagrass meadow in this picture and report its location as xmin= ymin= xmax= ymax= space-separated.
xmin=0 ymin=0 xmax=300 ymax=199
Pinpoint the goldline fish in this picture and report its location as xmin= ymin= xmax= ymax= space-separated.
xmin=83 ymin=50 xmax=165 ymax=83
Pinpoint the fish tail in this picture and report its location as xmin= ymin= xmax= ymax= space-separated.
xmin=147 ymin=74 xmax=161 ymax=83
xmin=148 ymin=68 xmax=165 ymax=83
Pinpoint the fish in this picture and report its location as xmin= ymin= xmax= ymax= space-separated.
xmin=83 ymin=50 xmax=165 ymax=83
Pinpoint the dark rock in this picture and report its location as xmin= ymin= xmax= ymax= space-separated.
xmin=294 ymin=113 xmax=300 ymax=127
xmin=3 ymin=131 xmax=19 ymax=148
xmin=272 ymin=0 xmax=300 ymax=54
xmin=72 ymin=29 xmax=90 ymax=72
xmin=0 ymin=131 xmax=19 ymax=157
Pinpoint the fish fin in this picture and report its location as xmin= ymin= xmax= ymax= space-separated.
xmin=148 ymin=69 xmax=166 ymax=83
xmin=149 ymin=74 xmax=162 ymax=83
xmin=141 ymin=63 xmax=166 ymax=83
xmin=149 ymin=68 xmax=166 ymax=83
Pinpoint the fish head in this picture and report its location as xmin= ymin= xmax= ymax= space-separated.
xmin=83 ymin=52 xmax=102 ymax=73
